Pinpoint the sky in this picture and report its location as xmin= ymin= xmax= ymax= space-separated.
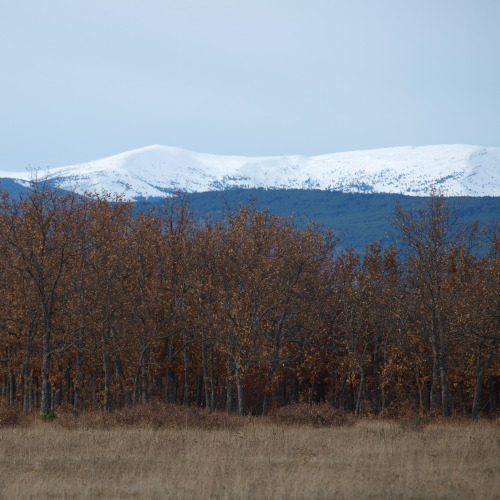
xmin=1 ymin=0 xmax=500 ymax=172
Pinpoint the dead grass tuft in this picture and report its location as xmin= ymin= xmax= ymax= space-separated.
xmin=269 ymin=403 xmax=355 ymax=427
xmin=399 ymin=415 xmax=432 ymax=432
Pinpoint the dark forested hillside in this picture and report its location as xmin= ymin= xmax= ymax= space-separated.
xmin=138 ymin=189 xmax=500 ymax=252
xmin=4 ymin=179 xmax=498 ymax=252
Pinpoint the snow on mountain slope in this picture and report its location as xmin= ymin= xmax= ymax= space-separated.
xmin=2 ymin=144 xmax=499 ymax=200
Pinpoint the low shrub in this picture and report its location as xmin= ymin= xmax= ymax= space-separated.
xmin=399 ymin=415 xmax=432 ymax=432
xmin=0 ymin=404 xmax=28 ymax=427
xmin=41 ymin=409 xmax=58 ymax=422
xmin=57 ymin=402 xmax=245 ymax=430
xmin=377 ymin=401 xmax=422 ymax=419
xmin=109 ymin=403 xmax=245 ymax=430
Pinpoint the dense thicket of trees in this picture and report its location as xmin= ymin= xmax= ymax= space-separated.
xmin=0 ymin=185 xmax=498 ymax=418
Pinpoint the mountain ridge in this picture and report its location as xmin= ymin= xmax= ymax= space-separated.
xmin=1 ymin=144 xmax=499 ymax=200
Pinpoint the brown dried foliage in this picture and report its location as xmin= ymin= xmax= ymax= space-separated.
xmin=0 ymin=187 xmax=498 ymax=420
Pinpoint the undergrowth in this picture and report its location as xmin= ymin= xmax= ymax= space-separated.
xmin=0 ymin=403 xmax=28 ymax=427
xmin=1 ymin=402 xmax=498 ymax=429
xmin=55 ymin=402 xmax=246 ymax=430
xmin=41 ymin=409 xmax=58 ymax=422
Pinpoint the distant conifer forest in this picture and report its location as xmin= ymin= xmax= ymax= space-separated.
xmin=139 ymin=188 xmax=500 ymax=252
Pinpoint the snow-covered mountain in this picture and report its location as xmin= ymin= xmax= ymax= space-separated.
xmin=2 ymin=144 xmax=499 ymax=200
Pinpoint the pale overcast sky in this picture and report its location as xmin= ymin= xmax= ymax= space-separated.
xmin=1 ymin=0 xmax=499 ymax=171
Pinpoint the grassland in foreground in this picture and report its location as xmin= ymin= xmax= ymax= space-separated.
xmin=0 ymin=404 xmax=500 ymax=499
xmin=0 ymin=411 xmax=499 ymax=499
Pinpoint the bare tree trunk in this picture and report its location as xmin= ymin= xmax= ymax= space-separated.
xmin=430 ymin=330 xmax=440 ymax=410
xmin=8 ymin=359 xmax=15 ymax=406
xmin=91 ymin=371 xmax=97 ymax=409
xmin=309 ymin=378 xmax=315 ymax=406
xmin=201 ymin=335 xmax=210 ymax=409
xmin=183 ymin=344 xmax=191 ymax=407
xmin=262 ymin=333 xmax=282 ymax=416
xmin=438 ymin=318 xmax=451 ymax=417
xmin=472 ymin=342 xmax=494 ymax=419
xmin=372 ymin=341 xmax=380 ymax=415
xmin=292 ymin=372 xmax=300 ymax=403
xmin=487 ymin=377 xmax=495 ymax=413
xmin=440 ymin=365 xmax=451 ymax=416
xmin=133 ymin=347 xmax=147 ymax=406
xmin=415 ymin=367 xmax=424 ymax=410
xmin=165 ymin=333 xmax=176 ymax=403
xmin=355 ymin=369 xmax=365 ymax=417
xmin=226 ymin=351 xmax=234 ymax=415
xmin=235 ymin=359 xmax=244 ymax=416
xmin=73 ymin=346 xmax=82 ymax=416
xmin=337 ymin=363 xmax=349 ymax=410
xmin=282 ymin=371 xmax=288 ymax=405
xmin=22 ymin=330 xmax=35 ymax=414
xmin=103 ymin=349 xmax=111 ymax=412
xmin=209 ymin=346 xmax=216 ymax=411
xmin=133 ymin=363 xmax=142 ymax=406
xmin=40 ymin=329 xmax=52 ymax=416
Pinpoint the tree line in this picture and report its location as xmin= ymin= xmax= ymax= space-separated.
xmin=0 ymin=183 xmax=498 ymax=418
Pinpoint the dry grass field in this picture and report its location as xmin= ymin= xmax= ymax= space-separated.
xmin=0 ymin=409 xmax=499 ymax=499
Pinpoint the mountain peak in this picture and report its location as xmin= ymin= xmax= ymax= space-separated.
xmin=2 ymin=144 xmax=499 ymax=200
